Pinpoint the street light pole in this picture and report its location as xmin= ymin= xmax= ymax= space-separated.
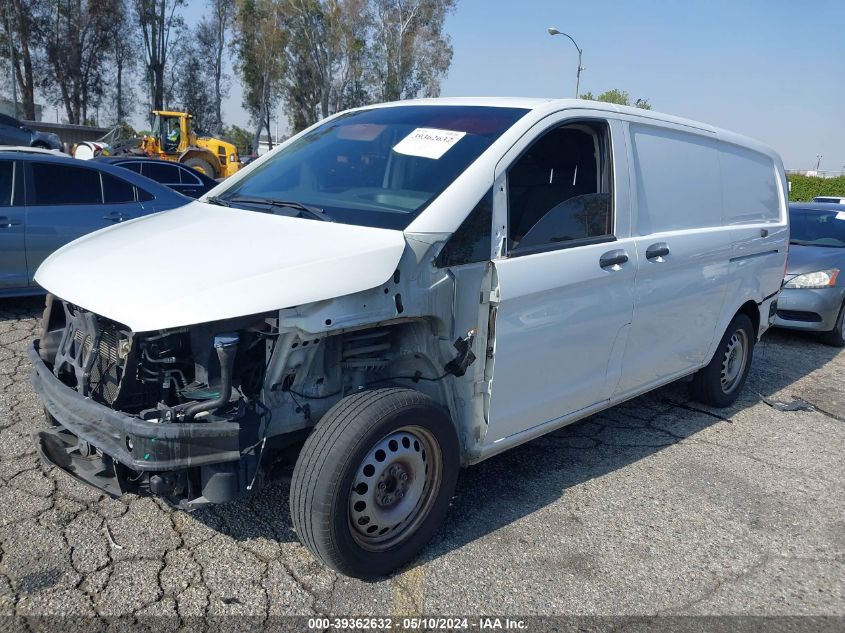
xmin=548 ymin=27 xmax=584 ymax=98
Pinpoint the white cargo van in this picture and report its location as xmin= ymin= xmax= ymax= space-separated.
xmin=30 ymin=98 xmax=788 ymax=577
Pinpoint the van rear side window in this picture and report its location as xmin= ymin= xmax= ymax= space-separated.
xmin=630 ymin=124 xmax=721 ymax=235
xmin=719 ymin=143 xmax=780 ymax=224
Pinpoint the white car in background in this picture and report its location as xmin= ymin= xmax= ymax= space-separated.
xmin=813 ymin=196 xmax=845 ymax=204
xmin=30 ymin=97 xmax=788 ymax=578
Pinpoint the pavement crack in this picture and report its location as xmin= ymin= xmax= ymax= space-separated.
xmin=663 ymin=553 xmax=772 ymax=614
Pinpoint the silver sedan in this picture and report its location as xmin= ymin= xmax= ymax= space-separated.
xmin=775 ymin=203 xmax=845 ymax=346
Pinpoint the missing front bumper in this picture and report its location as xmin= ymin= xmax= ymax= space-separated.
xmin=29 ymin=341 xmax=248 ymax=507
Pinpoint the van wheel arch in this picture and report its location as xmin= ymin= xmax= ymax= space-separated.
xmin=691 ymin=312 xmax=755 ymax=407
xmin=737 ymin=300 xmax=760 ymax=339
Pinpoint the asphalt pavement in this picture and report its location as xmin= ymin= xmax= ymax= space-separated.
xmin=0 ymin=296 xmax=842 ymax=624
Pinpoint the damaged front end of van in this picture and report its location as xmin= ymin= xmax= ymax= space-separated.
xmin=31 ymin=210 xmax=457 ymax=511
xmin=28 ymin=198 xmax=485 ymax=511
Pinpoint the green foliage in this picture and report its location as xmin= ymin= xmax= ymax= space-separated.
xmin=581 ymin=88 xmax=652 ymax=109
xmin=234 ymin=0 xmax=456 ymax=136
xmin=595 ymin=88 xmax=629 ymax=105
xmin=787 ymin=174 xmax=845 ymax=202
xmin=175 ymin=34 xmax=217 ymax=134
xmin=233 ymin=0 xmax=288 ymax=146
xmin=222 ymin=124 xmax=254 ymax=157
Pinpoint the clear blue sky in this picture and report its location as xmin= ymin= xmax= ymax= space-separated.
xmin=161 ymin=0 xmax=845 ymax=170
xmin=438 ymin=0 xmax=845 ymax=171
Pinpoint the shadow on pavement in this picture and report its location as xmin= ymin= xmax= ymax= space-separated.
xmin=0 ymin=296 xmax=45 ymax=323
xmin=5 ymin=298 xmax=838 ymax=576
xmin=193 ymin=326 xmax=842 ymax=578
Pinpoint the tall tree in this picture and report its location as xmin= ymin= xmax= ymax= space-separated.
xmin=0 ymin=0 xmax=45 ymax=120
xmin=234 ymin=0 xmax=458 ymax=137
xmin=280 ymin=0 xmax=328 ymax=131
xmin=175 ymin=34 xmax=216 ymax=133
xmin=134 ymin=0 xmax=185 ymax=113
xmin=106 ymin=0 xmax=139 ymax=124
xmin=281 ymin=0 xmax=372 ymax=132
xmin=205 ymin=0 xmax=234 ymax=133
xmin=234 ymin=0 xmax=287 ymax=150
xmin=331 ymin=0 xmax=372 ymax=112
xmin=371 ymin=0 xmax=455 ymax=102
xmin=41 ymin=0 xmax=118 ymax=124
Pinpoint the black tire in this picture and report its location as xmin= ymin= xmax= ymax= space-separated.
xmin=183 ymin=157 xmax=215 ymax=178
xmin=820 ymin=301 xmax=845 ymax=347
xmin=290 ymin=388 xmax=459 ymax=578
xmin=690 ymin=313 xmax=755 ymax=408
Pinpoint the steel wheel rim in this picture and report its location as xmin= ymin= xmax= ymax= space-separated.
xmin=349 ymin=425 xmax=442 ymax=551
xmin=720 ymin=329 xmax=748 ymax=394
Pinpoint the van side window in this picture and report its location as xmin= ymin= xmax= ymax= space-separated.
xmin=630 ymin=124 xmax=721 ymax=234
xmin=719 ymin=142 xmax=779 ymax=224
xmin=507 ymin=122 xmax=612 ymax=255
xmin=436 ymin=188 xmax=493 ymax=267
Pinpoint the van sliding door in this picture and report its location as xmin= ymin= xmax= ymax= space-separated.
xmin=614 ymin=122 xmax=731 ymax=398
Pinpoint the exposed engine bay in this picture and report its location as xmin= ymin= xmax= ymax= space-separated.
xmin=33 ymin=293 xmax=475 ymax=510
xmin=45 ymin=301 xmax=268 ymax=421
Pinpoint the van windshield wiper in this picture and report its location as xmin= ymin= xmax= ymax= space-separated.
xmin=205 ymin=195 xmax=230 ymax=207
xmin=221 ymin=195 xmax=333 ymax=222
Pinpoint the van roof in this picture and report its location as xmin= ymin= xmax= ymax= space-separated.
xmin=364 ymin=96 xmax=716 ymax=130
xmin=358 ymin=97 xmax=781 ymax=163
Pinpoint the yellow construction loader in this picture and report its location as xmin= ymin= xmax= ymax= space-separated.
xmin=140 ymin=111 xmax=241 ymax=178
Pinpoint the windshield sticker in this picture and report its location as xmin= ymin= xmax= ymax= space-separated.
xmin=392 ymin=128 xmax=467 ymax=160
xmin=836 ymin=212 xmax=845 ymax=221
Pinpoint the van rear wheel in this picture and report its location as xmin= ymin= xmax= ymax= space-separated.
xmin=690 ymin=313 xmax=755 ymax=408
xmin=290 ymin=388 xmax=459 ymax=578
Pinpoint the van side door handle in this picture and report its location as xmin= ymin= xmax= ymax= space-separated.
xmin=103 ymin=212 xmax=127 ymax=223
xmin=646 ymin=242 xmax=670 ymax=261
xmin=599 ymin=249 xmax=629 ymax=270
xmin=0 ymin=216 xmax=22 ymax=228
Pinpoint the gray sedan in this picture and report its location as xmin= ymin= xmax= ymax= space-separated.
xmin=774 ymin=203 xmax=845 ymax=346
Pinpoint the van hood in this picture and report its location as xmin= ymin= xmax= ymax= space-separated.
xmin=35 ymin=202 xmax=407 ymax=332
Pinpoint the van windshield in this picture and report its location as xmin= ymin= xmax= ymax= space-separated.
xmin=789 ymin=207 xmax=845 ymax=248
xmin=216 ymin=105 xmax=528 ymax=230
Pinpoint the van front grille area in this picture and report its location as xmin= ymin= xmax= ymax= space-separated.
xmin=55 ymin=307 xmax=131 ymax=406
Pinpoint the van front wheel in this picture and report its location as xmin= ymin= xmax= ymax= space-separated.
xmin=690 ymin=313 xmax=755 ymax=408
xmin=290 ymin=388 xmax=459 ymax=578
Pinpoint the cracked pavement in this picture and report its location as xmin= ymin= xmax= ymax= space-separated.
xmin=0 ymin=296 xmax=843 ymax=622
